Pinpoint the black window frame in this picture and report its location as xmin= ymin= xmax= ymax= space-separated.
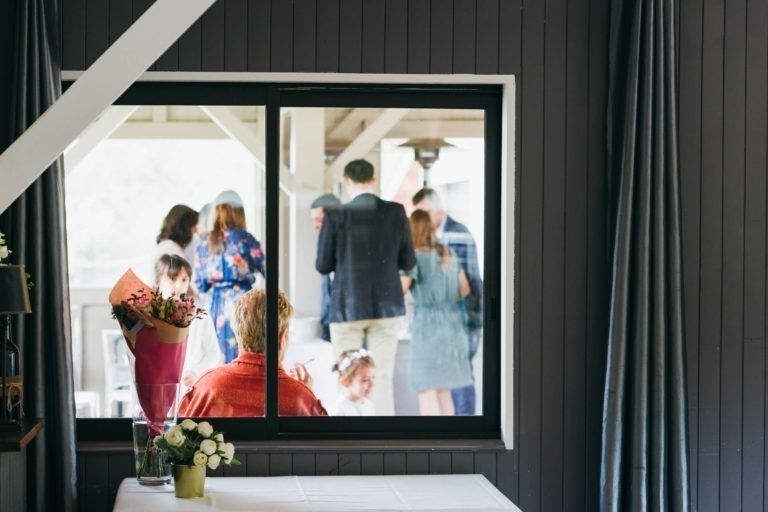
xmin=73 ymin=81 xmax=503 ymax=443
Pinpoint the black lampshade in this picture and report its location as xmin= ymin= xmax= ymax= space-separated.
xmin=0 ymin=265 xmax=31 ymax=314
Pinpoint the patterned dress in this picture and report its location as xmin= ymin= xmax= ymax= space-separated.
xmin=407 ymin=249 xmax=473 ymax=392
xmin=194 ymin=228 xmax=265 ymax=363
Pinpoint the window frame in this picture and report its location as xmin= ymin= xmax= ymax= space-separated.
xmin=73 ymin=81 xmax=506 ymax=443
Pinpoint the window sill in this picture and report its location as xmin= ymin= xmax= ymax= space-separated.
xmin=77 ymin=438 xmax=507 ymax=454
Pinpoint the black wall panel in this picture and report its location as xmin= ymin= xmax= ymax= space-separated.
xmin=52 ymin=0 xmax=615 ymax=511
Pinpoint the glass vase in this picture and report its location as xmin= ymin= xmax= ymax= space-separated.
xmin=131 ymin=382 xmax=180 ymax=485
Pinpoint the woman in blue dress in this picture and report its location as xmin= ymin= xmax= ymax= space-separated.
xmin=400 ymin=209 xmax=473 ymax=415
xmin=194 ymin=191 xmax=264 ymax=363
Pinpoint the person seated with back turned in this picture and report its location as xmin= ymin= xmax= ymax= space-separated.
xmin=179 ymin=289 xmax=328 ymax=417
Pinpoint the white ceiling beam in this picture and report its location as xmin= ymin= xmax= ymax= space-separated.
xmin=63 ymin=105 xmax=138 ymax=172
xmin=326 ymin=109 xmax=410 ymax=184
xmin=199 ymin=106 xmax=293 ymax=192
xmin=0 ymin=0 xmax=216 ymax=213
xmin=326 ymin=108 xmax=376 ymax=140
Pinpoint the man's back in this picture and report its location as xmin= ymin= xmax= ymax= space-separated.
xmin=316 ymin=193 xmax=416 ymax=323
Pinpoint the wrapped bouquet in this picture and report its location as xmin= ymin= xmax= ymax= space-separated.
xmin=109 ymin=269 xmax=205 ymax=433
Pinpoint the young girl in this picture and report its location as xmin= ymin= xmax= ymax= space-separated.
xmin=154 ymin=254 xmax=224 ymax=388
xmin=331 ymin=349 xmax=376 ymax=416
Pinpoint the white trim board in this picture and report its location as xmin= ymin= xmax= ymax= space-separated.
xmin=56 ymin=71 xmax=517 ymax=451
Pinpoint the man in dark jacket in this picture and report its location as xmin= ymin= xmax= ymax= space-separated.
xmin=413 ymin=187 xmax=483 ymax=415
xmin=316 ymin=159 xmax=416 ymax=415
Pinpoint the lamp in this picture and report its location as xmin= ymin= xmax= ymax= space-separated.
xmin=0 ymin=265 xmax=31 ymax=431
xmin=398 ymin=138 xmax=455 ymax=186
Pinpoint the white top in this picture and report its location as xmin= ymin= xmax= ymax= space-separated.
xmin=155 ymin=239 xmax=187 ymax=260
xmin=182 ymin=316 xmax=224 ymax=385
xmin=332 ymin=394 xmax=376 ymax=416
xmin=113 ymin=474 xmax=522 ymax=511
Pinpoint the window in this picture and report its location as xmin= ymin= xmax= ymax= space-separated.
xmin=73 ymin=82 xmax=503 ymax=441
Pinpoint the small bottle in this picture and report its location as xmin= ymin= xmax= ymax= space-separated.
xmin=4 ymin=317 xmax=19 ymax=377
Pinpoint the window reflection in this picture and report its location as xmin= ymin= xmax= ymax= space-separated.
xmin=68 ymin=105 xmax=267 ymax=418
xmin=279 ymin=107 xmax=485 ymax=417
xmin=69 ymin=104 xmax=486 ymax=420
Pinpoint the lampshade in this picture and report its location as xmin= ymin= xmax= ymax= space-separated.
xmin=0 ymin=265 xmax=31 ymax=314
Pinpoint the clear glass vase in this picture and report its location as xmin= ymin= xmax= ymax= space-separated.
xmin=131 ymin=382 xmax=180 ymax=485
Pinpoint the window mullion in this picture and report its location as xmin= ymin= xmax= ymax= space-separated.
xmin=264 ymin=87 xmax=281 ymax=436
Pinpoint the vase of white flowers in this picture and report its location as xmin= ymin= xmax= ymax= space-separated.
xmin=154 ymin=419 xmax=239 ymax=498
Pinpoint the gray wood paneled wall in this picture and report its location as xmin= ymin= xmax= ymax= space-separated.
xmin=63 ymin=1 xmax=612 ymax=511
xmin=6 ymin=0 xmax=764 ymax=511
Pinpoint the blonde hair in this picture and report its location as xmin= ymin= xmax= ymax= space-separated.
xmin=332 ymin=348 xmax=376 ymax=383
xmin=232 ymin=289 xmax=293 ymax=353
xmin=409 ymin=209 xmax=452 ymax=269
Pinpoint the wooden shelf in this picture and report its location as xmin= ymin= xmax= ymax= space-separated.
xmin=0 ymin=418 xmax=44 ymax=451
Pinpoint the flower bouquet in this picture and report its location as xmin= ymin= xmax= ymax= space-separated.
xmin=109 ymin=269 xmax=205 ymax=484
xmin=155 ymin=419 xmax=239 ymax=498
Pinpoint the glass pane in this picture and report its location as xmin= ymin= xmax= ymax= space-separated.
xmin=68 ymin=105 xmax=266 ymax=419
xmin=278 ymin=106 xmax=485 ymax=417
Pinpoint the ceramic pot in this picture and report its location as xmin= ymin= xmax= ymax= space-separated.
xmin=172 ymin=464 xmax=206 ymax=498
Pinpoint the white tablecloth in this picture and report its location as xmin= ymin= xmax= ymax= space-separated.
xmin=113 ymin=474 xmax=522 ymax=511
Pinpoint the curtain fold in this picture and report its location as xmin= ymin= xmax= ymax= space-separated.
xmin=0 ymin=0 xmax=77 ymax=510
xmin=601 ymin=0 xmax=690 ymax=511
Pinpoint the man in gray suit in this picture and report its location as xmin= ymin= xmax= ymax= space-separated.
xmin=316 ymin=159 xmax=416 ymax=415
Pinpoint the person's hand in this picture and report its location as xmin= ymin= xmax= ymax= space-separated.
xmin=182 ymin=371 xmax=198 ymax=388
xmin=289 ymin=363 xmax=314 ymax=390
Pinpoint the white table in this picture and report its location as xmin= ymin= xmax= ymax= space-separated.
xmin=113 ymin=474 xmax=522 ymax=511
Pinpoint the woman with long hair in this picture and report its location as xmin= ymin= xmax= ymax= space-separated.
xmin=155 ymin=204 xmax=198 ymax=260
xmin=194 ymin=190 xmax=265 ymax=363
xmin=400 ymin=209 xmax=473 ymax=416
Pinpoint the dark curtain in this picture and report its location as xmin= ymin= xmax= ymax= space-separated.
xmin=601 ymin=0 xmax=690 ymax=511
xmin=0 ymin=0 xmax=77 ymax=510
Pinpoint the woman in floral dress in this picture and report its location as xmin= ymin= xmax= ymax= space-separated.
xmin=194 ymin=191 xmax=264 ymax=363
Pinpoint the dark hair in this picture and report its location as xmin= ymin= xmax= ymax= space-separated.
xmin=157 ymin=205 xmax=198 ymax=247
xmin=311 ymin=193 xmax=341 ymax=210
xmin=154 ymin=254 xmax=193 ymax=284
xmin=343 ymin=159 xmax=375 ymax=183
xmin=411 ymin=187 xmax=443 ymax=208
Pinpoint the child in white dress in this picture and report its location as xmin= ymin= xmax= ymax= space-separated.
xmin=331 ymin=349 xmax=376 ymax=416
xmin=154 ymin=254 xmax=224 ymax=388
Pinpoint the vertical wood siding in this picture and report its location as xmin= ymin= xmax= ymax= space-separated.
xmin=60 ymin=1 xmax=611 ymax=511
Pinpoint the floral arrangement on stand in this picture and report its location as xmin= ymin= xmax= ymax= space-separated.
xmin=0 ymin=232 xmax=9 ymax=263
xmin=155 ymin=419 xmax=239 ymax=470
xmin=109 ymin=269 xmax=207 ymax=484
xmin=0 ymin=231 xmax=34 ymax=288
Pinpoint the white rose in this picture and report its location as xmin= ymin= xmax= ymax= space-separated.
xmin=207 ymin=454 xmax=221 ymax=470
xmin=0 ymin=246 xmax=8 ymax=260
xmin=164 ymin=425 xmax=185 ymax=447
xmin=220 ymin=442 xmax=235 ymax=463
xmin=180 ymin=419 xmax=197 ymax=431
xmin=213 ymin=433 xmax=224 ymax=442
xmin=196 ymin=421 xmax=213 ymax=437
xmin=200 ymin=439 xmax=217 ymax=455
xmin=193 ymin=450 xmax=208 ymax=467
